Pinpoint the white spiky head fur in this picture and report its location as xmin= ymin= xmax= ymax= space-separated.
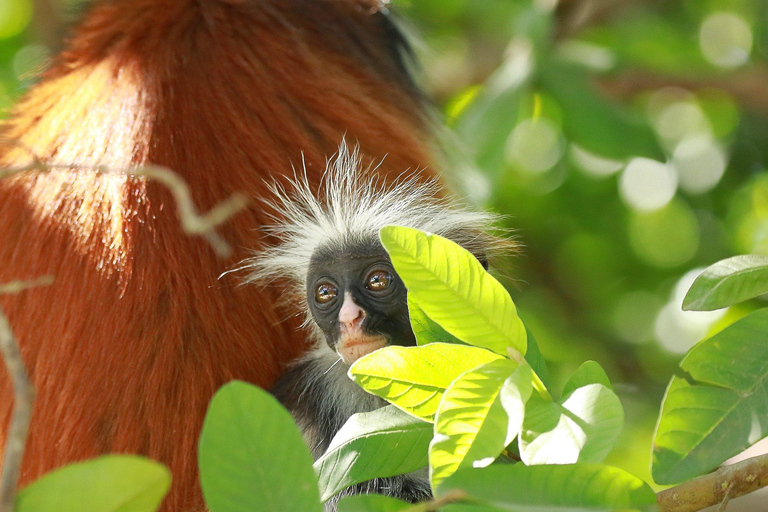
xmin=243 ymin=142 xmax=509 ymax=341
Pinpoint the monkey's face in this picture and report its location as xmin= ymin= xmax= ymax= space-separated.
xmin=306 ymin=242 xmax=416 ymax=366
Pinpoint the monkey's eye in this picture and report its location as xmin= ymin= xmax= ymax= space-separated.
xmin=315 ymin=282 xmax=338 ymax=304
xmin=365 ymin=270 xmax=393 ymax=292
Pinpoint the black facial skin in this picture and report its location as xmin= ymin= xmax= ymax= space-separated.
xmin=306 ymin=240 xmax=417 ymax=351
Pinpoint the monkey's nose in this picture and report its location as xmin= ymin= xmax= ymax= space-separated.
xmin=339 ymin=292 xmax=365 ymax=328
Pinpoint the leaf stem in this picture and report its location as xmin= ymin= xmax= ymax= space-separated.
xmin=507 ymin=347 xmax=552 ymax=401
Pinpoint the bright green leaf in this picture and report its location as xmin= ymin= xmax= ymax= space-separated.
xmin=315 ymin=406 xmax=431 ymax=502
xmin=337 ymin=494 xmax=412 ymax=512
xmin=199 ymin=381 xmax=321 ymax=512
xmin=437 ymin=464 xmax=657 ymax=512
xmin=380 ymin=226 xmax=526 ymax=356
xmin=408 ymin=294 xmax=463 ymax=346
xmin=349 ymin=343 xmax=503 ymax=421
xmin=562 ymin=360 xmax=613 ymax=398
xmin=520 ymin=383 xmax=624 ymax=465
xmin=16 ymin=455 xmax=170 ymax=512
xmin=429 ymin=359 xmax=519 ymax=489
xmin=683 ymin=255 xmax=768 ymax=311
xmin=652 ymin=308 xmax=768 ymax=484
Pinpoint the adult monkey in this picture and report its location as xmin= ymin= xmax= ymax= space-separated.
xmin=0 ymin=1 xmax=434 ymax=510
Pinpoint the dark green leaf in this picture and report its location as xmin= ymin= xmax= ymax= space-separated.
xmin=199 ymin=381 xmax=321 ymax=512
xmin=539 ymin=59 xmax=662 ymax=160
xmin=683 ymin=255 xmax=768 ymax=311
xmin=562 ymin=360 xmax=613 ymax=398
xmin=652 ymin=308 xmax=768 ymax=484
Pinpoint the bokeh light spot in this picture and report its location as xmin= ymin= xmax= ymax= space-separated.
xmin=505 ymin=118 xmax=564 ymax=174
xmin=619 ymin=158 xmax=677 ymax=212
xmin=570 ymin=144 xmax=623 ymax=178
xmin=654 ymin=101 xmax=711 ymax=145
xmin=699 ymin=12 xmax=753 ymax=69
xmin=673 ymin=135 xmax=727 ymax=194
xmin=628 ymin=199 xmax=699 ymax=268
xmin=0 ymin=0 xmax=33 ymax=39
xmin=612 ymin=291 xmax=664 ymax=345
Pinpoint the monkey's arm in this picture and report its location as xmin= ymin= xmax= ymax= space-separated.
xmin=272 ymin=346 xmax=432 ymax=509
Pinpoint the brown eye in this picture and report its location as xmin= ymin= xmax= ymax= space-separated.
xmin=315 ymin=282 xmax=338 ymax=304
xmin=366 ymin=270 xmax=393 ymax=291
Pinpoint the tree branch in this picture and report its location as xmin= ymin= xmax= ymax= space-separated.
xmin=0 ymin=278 xmax=52 ymax=512
xmin=0 ymin=140 xmax=250 ymax=258
xmin=657 ymin=453 xmax=768 ymax=512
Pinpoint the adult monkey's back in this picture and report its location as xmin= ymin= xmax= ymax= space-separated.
xmin=0 ymin=1 xmax=433 ymax=510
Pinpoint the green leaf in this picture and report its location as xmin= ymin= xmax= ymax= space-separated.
xmin=499 ymin=364 xmax=534 ymax=444
xmin=562 ymin=361 xmax=613 ymax=398
xmin=349 ymin=343 xmax=503 ymax=422
xmin=437 ymin=464 xmax=657 ymax=512
xmin=520 ymin=383 xmax=624 ymax=465
xmin=652 ymin=308 xmax=768 ymax=484
xmin=337 ymin=495 xmax=412 ymax=512
xmin=453 ymin=57 xmax=530 ymax=179
xmin=683 ymin=255 xmax=768 ymax=311
xmin=16 ymin=455 xmax=170 ymax=512
xmin=538 ymin=59 xmax=662 ymax=160
xmin=408 ymin=294 xmax=463 ymax=346
xmin=315 ymin=406 xmax=431 ymax=502
xmin=429 ymin=359 xmax=520 ymax=489
xmin=199 ymin=381 xmax=321 ymax=512
xmin=523 ymin=325 xmax=551 ymax=391
xmin=380 ymin=226 xmax=526 ymax=357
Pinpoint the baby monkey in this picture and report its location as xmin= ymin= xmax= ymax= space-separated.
xmin=247 ymin=144 xmax=505 ymax=508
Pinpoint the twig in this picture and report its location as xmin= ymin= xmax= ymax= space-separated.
xmin=0 ymin=140 xmax=250 ymax=258
xmin=0 ymin=277 xmax=52 ymax=512
xmin=657 ymin=453 xmax=768 ymax=512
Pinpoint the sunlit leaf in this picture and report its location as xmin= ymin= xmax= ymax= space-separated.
xmin=199 ymin=381 xmax=321 ymax=512
xmin=683 ymin=255 xmax=768 ymax=311
xmin=437 ymin=464 xmax=657 ymax=512
xmin=380 ymin=226 xmax=526 ymax=356
xmin=409 ymin=294 xmax=463 ymax=346
xmin=16 ymin=455 xmax=170 ymax=512
xmin=520 ymin=383 xmax=624 ymax=465
xmin=429 ymin=359 xmax=519 ymax=489
xmin=349 ymin=343 xmax=503 ymax=421
xmin=652 ymin=308 xmax=768 ymax=484
xmin=315 ymin=406 xmax=431 ymax=502
xmin=499 ymin=364 xmax=534 ymax=444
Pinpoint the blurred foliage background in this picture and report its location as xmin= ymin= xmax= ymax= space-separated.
xmin=1 ymin=0 xmax=766 ymax=493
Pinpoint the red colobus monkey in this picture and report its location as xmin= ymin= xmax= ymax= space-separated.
xmin=248 ymin=144 xmax=503 ymax=508
xmin=0 ymin=1 xmax=434 ymax=510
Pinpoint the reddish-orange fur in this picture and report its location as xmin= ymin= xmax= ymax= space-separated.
xmin=0 ymin=1 xmax=433 ymax=510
